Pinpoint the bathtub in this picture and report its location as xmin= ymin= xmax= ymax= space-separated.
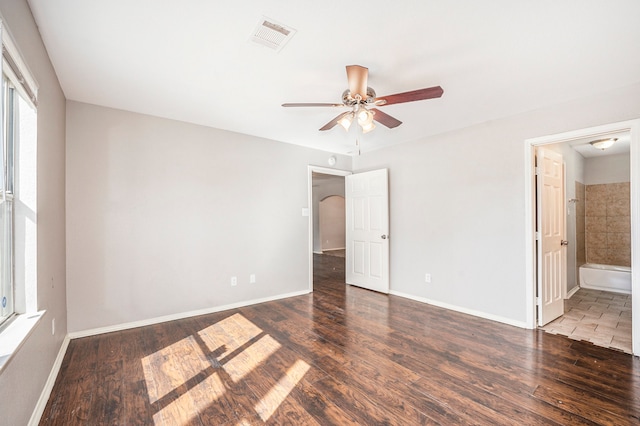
xmin=579 ymin=263 xmax=632 ymax=294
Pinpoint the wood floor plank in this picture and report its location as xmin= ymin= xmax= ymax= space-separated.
xmin=308 ymin=373 xmax=431 ymax=425
xmin=121 ymin=328 xmax=155 ymax=425
xmin=188 ymin=314 xmax=272 ymax=424
xmin=241 ymin=365 xmax=322 ymax=426
xmin=315 ymin=353 xmax=453 ymax=425
xmin=89 ymin=359 xmax=125 ymax=424
xmin=41 ymin=372 xmax=96 ymax=425
xmin=40 ymin=254 xmax=640 ymax=425
xmin=249 ymin=341 xmax=358 ymax=425
xmin=552 ymin=361 xmax=640 ymax=413
xmin=240 ymin=304 xmax=351 ymax=366
xmin=533 ymin=382 xmax=638 ymax=424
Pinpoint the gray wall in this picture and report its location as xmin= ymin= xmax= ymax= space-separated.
xmin=353 ymin=82 xmax=640 ymax=325
xmin=319 ymin=196 xmax=345 ymax=251
xmin=585 ymin=153 xmax=630 ymax=185
xmin=0 ymin=1 xmax=67 ymax=425
xmin=312 ymin=175 xmax=345 ymax=253
xmin=66 ymin=101 xmax=351 ymax=333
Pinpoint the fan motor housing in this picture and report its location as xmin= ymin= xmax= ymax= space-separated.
xmin=342 ymin=87 xmax=377 ymax=105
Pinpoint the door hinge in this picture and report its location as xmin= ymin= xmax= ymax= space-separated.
xmin=535 ymin=231 xmax=541 ymax=241
xmin=535 ymin=166 xmax=541 ymax=176
xmin=536 ymin=296 xmax=541 ymax=306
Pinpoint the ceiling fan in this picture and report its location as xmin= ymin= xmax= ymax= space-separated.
xmin=282 ymin=65 xmax=443 ymax=133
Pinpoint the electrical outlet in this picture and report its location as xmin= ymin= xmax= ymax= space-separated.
xmin=231 ymin=276 xmax=237 ymax=286
xmin=250 ymin=274 xmax=256 ymax=284
xmin=425 ymin=273 xmax=432 ymax=283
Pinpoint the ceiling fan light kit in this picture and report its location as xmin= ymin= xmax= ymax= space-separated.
xmin=282 ymin=65 xmax=443 ymax=134
xmin=336 ymin=104 xmax=376 ymax=133
xmin=338 ymin=113 xmax=353 ymax=130
xmin=357 ymin=107 xmax=376 ymax=133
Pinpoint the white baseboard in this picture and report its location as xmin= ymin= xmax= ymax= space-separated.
xmin=389 ymin=290 xmax=529 ymax=329
xmin=566 ymin=285 xmax=581 ymax=299
xmin=579 ymin=283 xmax=631 ymax=295
xmin=68 ymin=290 xmax=311 ymax=339
xmin=29 ymin=335 xmax=70 ymax=426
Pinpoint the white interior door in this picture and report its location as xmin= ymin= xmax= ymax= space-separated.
xmin=537 ymin=148 xmax=566 ymax=326
xmin=346 ymin=169 xmax=389 ymax=293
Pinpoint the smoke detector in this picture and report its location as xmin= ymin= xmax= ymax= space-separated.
xmin=250 ymin=17 xmax=296 ymax=52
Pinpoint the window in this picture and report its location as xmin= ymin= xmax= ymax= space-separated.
xmin=0 ymin=73 xmax=15 ymax=324
xmin=0 ymin=24 xmax=38 ymax=328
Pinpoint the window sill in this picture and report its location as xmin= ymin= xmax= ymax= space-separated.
xmin=0 ymin=310 xmax=45 ymax=374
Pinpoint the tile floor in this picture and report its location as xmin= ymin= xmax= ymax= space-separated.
xmin=541 ymin=288 xmax=632 ymax=353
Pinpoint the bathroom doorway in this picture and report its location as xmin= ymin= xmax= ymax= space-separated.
xmin=540 ymin=132 xmax=632 ymax=352
xmin=525 ymin=119 xmax=640 ymax=356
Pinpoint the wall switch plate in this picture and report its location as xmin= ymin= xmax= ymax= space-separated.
xmin=425 ymin=273 xmax=432 ymax=283
xmin=250 ymin=274 xmax=256 ymax=284
xmin=231 ymin=276 xmax=237 ymax=286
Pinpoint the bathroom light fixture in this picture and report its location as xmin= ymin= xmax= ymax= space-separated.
xmin=590 ymin=138 xmax=617 ymax=150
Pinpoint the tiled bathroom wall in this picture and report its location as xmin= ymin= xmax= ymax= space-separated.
xmin=575 ymin=182 xmax=586 ymax=274
xmin=585 ymin=182 xmax=631 ymax=266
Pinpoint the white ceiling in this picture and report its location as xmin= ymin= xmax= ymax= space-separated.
xmin=570 ymin=131 xmax=631 ymax=158
xmin=26 ymin=1 xmax=640 ymax=155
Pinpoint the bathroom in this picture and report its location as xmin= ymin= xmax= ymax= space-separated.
xmin=541 ymin=131 xmax=632 ymax=353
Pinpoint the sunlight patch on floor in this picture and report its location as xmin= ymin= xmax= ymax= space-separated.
xmin=141 ymin=335 xmax=211 ymax=403
xmin=152 ymin=372 xmax=226 ymax=425
xmin=141 ymin=313 xmax=310 ymax=424
xmin=198 ymin=312 xmax=263 ymax=358
xmin=224 ymin=334 xmax=281 ymax=382
xmin=254 ymin=359 xmax=311 ymax=422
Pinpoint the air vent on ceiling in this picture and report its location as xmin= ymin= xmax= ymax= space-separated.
xmin=250 ymin=17 xmax=296 ymax=52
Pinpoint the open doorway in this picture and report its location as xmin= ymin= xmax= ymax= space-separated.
xmin=525 ymin=119 xmax=640 ymax=356
xmin=307 ymin=167 xmax=350 ymax=291
xmin=536 ymin=133 xmax=632 ymax=352
xmin=308 ymin=167 xmax=391 ymax=294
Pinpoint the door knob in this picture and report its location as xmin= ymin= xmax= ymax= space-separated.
xmin=561 ymin=240 xmax=568 ymax=246
xmin=381 ymin=235 xmax=387 ymax=239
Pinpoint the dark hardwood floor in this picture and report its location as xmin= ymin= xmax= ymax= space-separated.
xmin=40 ymin=254 xmax=640 ymax=425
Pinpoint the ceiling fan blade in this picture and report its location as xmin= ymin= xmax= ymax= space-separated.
xmin=282 ymin=102 xmax=344 ymax=107
xmin=370 ymin=108 xmax=402 ymax=128
xmin=319 ymin=111 xmax=352 ymax=131
xmin=346 ymin=65 xmax=368 ymax=99
xmin=376 ymin=86 xmax=443 ymax=106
